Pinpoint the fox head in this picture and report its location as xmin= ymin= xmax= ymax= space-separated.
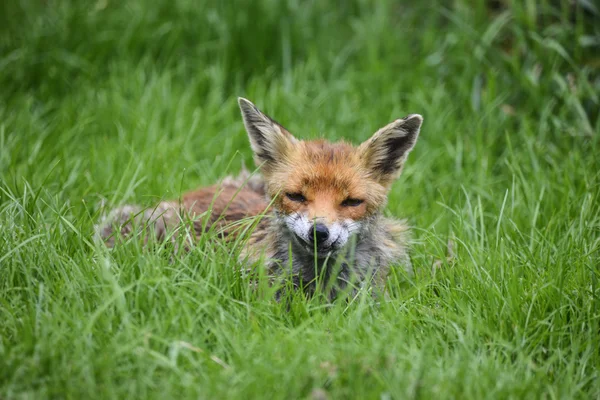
xmin=238 ymin=98 xmax=422 ymax=257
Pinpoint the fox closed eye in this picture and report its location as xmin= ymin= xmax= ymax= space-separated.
xmin=286 ymin=192 xmax=306 ymax=202
xmin=341 ymin=198 xmax=364 ymax=207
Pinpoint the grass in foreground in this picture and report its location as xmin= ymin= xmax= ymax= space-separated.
xmin=1 ymin=0 xmax=599 ymax=398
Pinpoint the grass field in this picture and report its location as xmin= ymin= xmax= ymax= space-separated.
xmin=1 ymin=0 xmax=599 ymax=398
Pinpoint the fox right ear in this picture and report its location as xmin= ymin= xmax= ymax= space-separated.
xmin=238 ymin=98 xmax=296 ymax=172
xmin=359 ymin=114 xmax=423 ymax=186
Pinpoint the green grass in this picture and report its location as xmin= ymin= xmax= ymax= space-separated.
xmin=1 ymin=0 xmax=600 ymax=398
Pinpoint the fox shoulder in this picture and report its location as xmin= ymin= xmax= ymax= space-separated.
xmin=373 ymin=216 xmax=413 ymax=273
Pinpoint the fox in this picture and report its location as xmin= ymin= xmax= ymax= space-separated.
xmin=96 ymin=98 xmax=423 ymax=299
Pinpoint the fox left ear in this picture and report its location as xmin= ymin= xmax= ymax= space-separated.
xmin=238 ymin=97 xmax=297 ymax=173
xmin=359 ymin=114 xmax=423 ymax=185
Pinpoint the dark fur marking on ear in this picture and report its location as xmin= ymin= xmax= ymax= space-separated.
xmin=400 ymin=114 xmax=422 ymax=134
xmin=367 ymin=114 xmax=422 ymax=177
xmin=255 ymin=151 xmax=275 ymax=163
xmin=241 ymin=111 xmax=269 ymax=147
xmin=239 ymin=99 xmax=291 ymax=165
xmin=243 ymin=105 xmax=287 ymax=136
xmin=375 ymin=135 xmax=415 ymax=175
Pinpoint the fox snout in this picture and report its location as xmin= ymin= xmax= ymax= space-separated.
xmin=309 ymin=223 xmax=329 ymax=245
xmin=283 ymin=212 xmax=361 ymax=257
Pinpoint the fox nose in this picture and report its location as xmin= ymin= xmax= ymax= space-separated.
xmin=309 ymin=223 xmax=329 ymax=245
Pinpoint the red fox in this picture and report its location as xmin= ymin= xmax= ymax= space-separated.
xmin=97 ymin=98 xmax=423 ymax=298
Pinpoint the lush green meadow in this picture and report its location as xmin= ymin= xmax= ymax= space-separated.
xmin=1 ymin=0 xmax=599 ymax=398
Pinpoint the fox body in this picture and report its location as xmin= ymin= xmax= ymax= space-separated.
xmin=97 ymin=98 xmax=423 ymax=298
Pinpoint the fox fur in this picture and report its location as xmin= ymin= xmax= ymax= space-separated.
xmin=96 ymin=98 xmax=423 ymax=299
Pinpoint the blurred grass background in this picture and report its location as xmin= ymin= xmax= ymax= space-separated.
xmin=1 ymin=0 xmax=599 ymax=398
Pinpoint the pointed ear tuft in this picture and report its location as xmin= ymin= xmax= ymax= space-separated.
xmin=238 ymin=97 xmax=296 ymax=170
xmin=359 ymin=114 xmax=423 ymax=185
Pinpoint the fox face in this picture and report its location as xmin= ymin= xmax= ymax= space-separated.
xmin=238 ymin=98 xmax=422 ymax=258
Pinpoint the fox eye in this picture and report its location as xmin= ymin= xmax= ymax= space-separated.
xmin=341 ymin=198 xmax=364 ymax=207
xmin=286 ymin=192 xmax=306 ymax=203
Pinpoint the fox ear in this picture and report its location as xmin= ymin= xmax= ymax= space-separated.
xmin=238 ymin=97 xmax=296 ymax=171
xmin=359 ymin=114 xmax=423 ymax=185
